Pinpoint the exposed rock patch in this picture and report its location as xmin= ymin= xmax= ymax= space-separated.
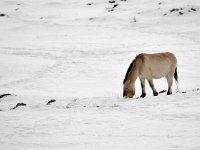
xmin=87 ymin=3 xmax=92 ymax=6
xmin=0 ymin=94 xmax=12 ymax=99
xmin=164 ymin=6 xmax=199 ymax=16
xmin=159 ymin=90 xmax=167 ymax=94
xmin=46 ymin=99 xmax=56 ymax=105
xmin=0 ymin=13 xmax=6 ymax=17
xmin=11 ymin=103 xmax=26 ymax=110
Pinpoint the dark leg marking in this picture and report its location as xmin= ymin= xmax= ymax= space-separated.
xmin=140 ymin=93 xmax=146 ymax=98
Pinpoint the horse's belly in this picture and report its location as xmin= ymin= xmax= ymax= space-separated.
xmin=143 ymin=68 xmax=169 ymax=79
xmin=152 ymin=73 xmax=166 ymax=79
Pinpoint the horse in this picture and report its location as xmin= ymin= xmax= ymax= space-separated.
xmin=123 ymin=52 xmax=178 ymax=98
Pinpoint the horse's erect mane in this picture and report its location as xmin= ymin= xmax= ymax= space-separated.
xmin=123 ymin=59 xmax=135 ymax=84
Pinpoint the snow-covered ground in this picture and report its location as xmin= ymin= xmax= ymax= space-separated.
xmin=0 ymin=0 xmax=200 ymax=149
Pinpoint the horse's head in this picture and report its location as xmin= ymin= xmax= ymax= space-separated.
xmin=123 ymin=80 xmax=135 ymax=98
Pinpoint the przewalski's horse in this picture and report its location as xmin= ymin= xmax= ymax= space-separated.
xmin=123 ymin=52 xmax=178 ymax=98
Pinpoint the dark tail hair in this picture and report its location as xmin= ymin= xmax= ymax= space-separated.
xmin=174 ymin=67 xmax=178 ymax=84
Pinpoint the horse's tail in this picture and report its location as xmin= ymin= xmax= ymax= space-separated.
xmin=174 ymin=67 xmax=178 ymax=84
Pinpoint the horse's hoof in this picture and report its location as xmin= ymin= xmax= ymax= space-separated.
xmin=140 ymin=93 xmax=146 ymax=98
xmin=154 ymin=92 xmax=158 ymax=96
xmin=167 ymin=92 xmax=172 ymax=95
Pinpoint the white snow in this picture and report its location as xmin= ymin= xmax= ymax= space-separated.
xmin=0 ymin=0 xmax=200 ymax=149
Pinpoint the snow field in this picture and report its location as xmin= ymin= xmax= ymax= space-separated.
xmin=0 ymin=0 xmax=200 ymax=149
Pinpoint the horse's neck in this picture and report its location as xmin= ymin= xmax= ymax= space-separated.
xmin=129 ymin=65 xmax=138 ymax=84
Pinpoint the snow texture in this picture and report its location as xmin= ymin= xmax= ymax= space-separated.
xmin=0 ymin=0 xmax=200 ymax=149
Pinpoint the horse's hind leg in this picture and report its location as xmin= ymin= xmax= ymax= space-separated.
xmin=165 ymin=73 xmax=173 ymax=95
xmin=148 ymin=79 xmax=158 ymax=96
xmin=139 ymin=77 xmax=146 ymax=98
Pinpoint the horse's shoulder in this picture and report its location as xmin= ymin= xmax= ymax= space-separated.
xmin=135 ymin=53 xmax=147 ymax=62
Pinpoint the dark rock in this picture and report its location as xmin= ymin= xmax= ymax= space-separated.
xmin=0 ymin=13 xmax=6 ymax=17
xmin=46 ymin=99 xmax=56 ymax=105
xmin=107 ymin=3 xmax=119 ymax=12
xmin=191 ymin=8 xmax=196 ymax=11
xmin=170 ymin=8 xmax=179 ymax=12
xmin=109 ymin=0 xmax=116 ymax=3
xmin=179 ymin=12 xmax=183 ymax=15
xmin=113 ymin=4 xmax=118 ymax=9
xmin=0 ymin=94 xmax=11 ymax=99
xmin=11 ymin=103 xmax=26 ymax=110
xmin=159 ymin=90 xmax=167 ymax=94
xmin=170 ymin=8 xmax=175 ymax=12
xmin=108 ymin=9 xmax=114 ymax=12
xmin=132 ymin=17 xmax=137 ymax=22
xmin=87 ymin=3 xmax=92 ymax=5
xmin=192 ymin=88 xmax=200 ymax=91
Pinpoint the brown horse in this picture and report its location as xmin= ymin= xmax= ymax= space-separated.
xmin=123 ymin=52 xmax=178 ymax=98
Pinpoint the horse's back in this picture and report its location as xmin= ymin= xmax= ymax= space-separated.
xmin=136 ymin=52 xmax=177 ymax=79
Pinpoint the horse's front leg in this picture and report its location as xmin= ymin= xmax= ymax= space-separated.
xmin=148 ymin=79 xmax=158 ymax=96
xmin=139 ymin=77 xmax=146 ymax=98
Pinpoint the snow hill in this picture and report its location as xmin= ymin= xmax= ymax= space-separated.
xmin=0 ymin=0 xmax=200 ymax=149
